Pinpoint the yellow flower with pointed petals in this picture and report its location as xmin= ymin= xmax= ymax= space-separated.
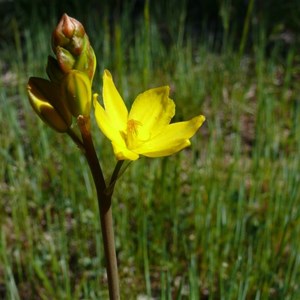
xmin=94 ymin=70 xmax=205 ymax=160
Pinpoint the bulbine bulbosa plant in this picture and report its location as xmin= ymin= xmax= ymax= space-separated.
xmin=27 ymin=14 xmax=205 ymax=299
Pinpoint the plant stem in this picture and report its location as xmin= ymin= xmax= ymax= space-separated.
xmin=77 ymin=115 xmax=120 ymax=300
xmin=67 ymin=128 xmax=84 ymax=150
xmin=107 ymin=160 xmax=124 ymax=194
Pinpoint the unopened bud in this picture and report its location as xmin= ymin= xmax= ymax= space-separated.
xmin=62 ymin=70 xmax=91 ymax=117
xmin=52 ymin=14 xmax=96 ymax=81
xmin=27 ymin=77 xmax=72 ymax=132
xmin=46 ymin=56 xmax=65 ymax=83
xmin=52 ymin=13 xmax=85 ymax=55
xmin=56 ymin=46 xmax=76 ymax=73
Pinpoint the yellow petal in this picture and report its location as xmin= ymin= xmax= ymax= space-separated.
xmin=111 ymin=141 xmax=139 ymax=160
xmin=103 ymin=70 xmax=128 ymax=132
xmin=135 ymin=115 xmax=205 ymax=157
xmin=128 ymin=86 xmax=175 ymax=137
xmin=93 ymin=94 xmax=126 ymax=146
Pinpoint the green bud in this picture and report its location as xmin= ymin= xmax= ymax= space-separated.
xmin=74 ymin=43 xmax=97 ymax=81
xmin=56 ymin=46 xmax=76 ymax=73
xmin=52 ymin=14 xmax=96 ymax=81
xmin=27 ymin=77 xmax=72 ymax=132
xmin=62 ymin=70 xmax=91 ymax=117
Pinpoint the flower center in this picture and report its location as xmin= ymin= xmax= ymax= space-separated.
xmin=126 ymin=119 xmax=142 ymax=149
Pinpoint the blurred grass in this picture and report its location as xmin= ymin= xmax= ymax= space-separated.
xmin=1 ymin=1 xmax=300 ymax=299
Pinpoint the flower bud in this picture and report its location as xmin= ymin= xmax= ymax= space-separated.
xmin=52 ymin=13 xmax=85 ymax=55
xmin=27 ymin=77 xmax=72 ymax=132
xmin=74 ymin=43 xmax=96 ymax=81
xmin=55 ymin=46 xmax=76 ymax=73
xmin=62 ymin=70 xmax=91 ymax=117
xmin=46 ymin=56 xmax=65 ymax=83
xmin=52 ymin=14 xmax=96 ymax=81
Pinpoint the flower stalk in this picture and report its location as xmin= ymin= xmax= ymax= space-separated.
xmin=77 ymin=116 xmax=120 ymax=300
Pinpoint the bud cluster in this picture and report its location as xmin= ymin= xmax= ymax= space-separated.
xmin=52 ymin=14 xmax=96 ymax=81
xmin=27 ymin=14 xmax=96 ymax=132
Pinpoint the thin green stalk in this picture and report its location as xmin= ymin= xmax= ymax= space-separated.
xmin=77 ymin=116 xmax=120 ymax=300
xmin=107 ymin=160 xmax=124 ymax=194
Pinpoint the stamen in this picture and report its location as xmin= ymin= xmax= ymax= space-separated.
xmin=127 ymin=119 xmax=141 ymax=135
xmin=126 ymin=119 xmax=142 ymax=149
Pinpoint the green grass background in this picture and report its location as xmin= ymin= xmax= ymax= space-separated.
xmin=1 ymin=0 xmax=300 ymax=299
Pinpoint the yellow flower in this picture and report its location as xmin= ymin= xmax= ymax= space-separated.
xmin=94 ymin=70 xmax=205 ymax=160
